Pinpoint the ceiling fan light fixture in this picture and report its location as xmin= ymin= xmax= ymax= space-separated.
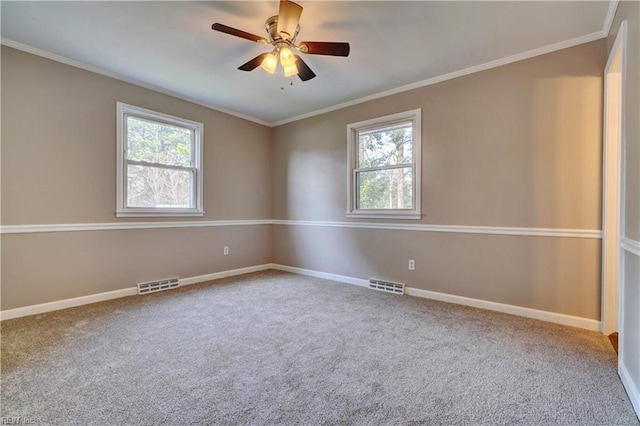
xmin=211 ymin=0 xmax=350 ymax=83
xmin=279 ymin=46 xmax=296 ymax=68
xmin=283 ymin=63 xmax=299 ymax=77
xmin=260 ymin=53 xmax=278 ymax=74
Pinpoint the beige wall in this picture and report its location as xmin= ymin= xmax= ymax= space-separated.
xmin=1 ymin=47 xmax=272 ymax=224
xmin=0 ymin=38 xmax=611 ymax=323
xmin=1 ymin=46 xmax=273 ymax=310
xmin=607 ymin=0 xmax=640 ymax=413
xmin=273 ymin=41 xmax=605 ymax=229
xmin=2 ymin=226 xmax=271 ymax=309
xmin=272 ymin=40 xmax=607 ymax=319
xmin=274 ymin=225 xmax=601 ymax=319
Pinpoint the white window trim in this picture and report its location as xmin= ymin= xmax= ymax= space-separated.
xmin=116 ymin=102 xmax=204 ymax=217
xmin=346 ymin=108 xmax=422 ymax=219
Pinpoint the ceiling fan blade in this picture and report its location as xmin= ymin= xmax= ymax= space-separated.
xmin=211 ymin=23 xmax=266 ymax=43
xmin=238 ymin=53 xmax=269 ymax=71
xmin=294 ymin=55 xmax=316 ymax=81
xmin=299 ymin=42 xmax=350 ymax=57
xmin=277 ymin=0 xmax=303 ymax=40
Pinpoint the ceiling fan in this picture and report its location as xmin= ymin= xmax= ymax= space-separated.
xmin=211 ymin=0 xmax=350 ymax=82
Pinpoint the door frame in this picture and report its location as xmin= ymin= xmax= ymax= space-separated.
xmin=601 ymin=21 xmax=627 ymax=338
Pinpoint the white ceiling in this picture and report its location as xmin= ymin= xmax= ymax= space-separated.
xmin=1 ymin=1 xmax=615 ymax=126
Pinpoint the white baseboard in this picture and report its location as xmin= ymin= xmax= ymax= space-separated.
xmin=1 ymin=263 xmax=601 ymax=332
xmin=271 ymin=264 xmax=600 ymax=331
xmin=271 ymin=264 xmax=370 ymax=287
xmin=405 ymin=287 xmax=600 ymax=331
xmin=0 ymin=287 xmax=138 ymax=321
xmin=0 ymin=264 xmax=272 ymax=321
xmin=179 ymin=264 xmax=272 ymax=286
xmin=620 ymin=362 xmax=640 ymax=420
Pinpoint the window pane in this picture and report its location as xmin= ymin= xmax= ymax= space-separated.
xmin=126 ymin=116 xmax=192 ymax=167
xmin=127 ymin=164 xmax=192 ymax=208
xmin=357 ymin=167 xmax=413 ymax=210
xmin=358 ymin=122 xmax=412 ymax=168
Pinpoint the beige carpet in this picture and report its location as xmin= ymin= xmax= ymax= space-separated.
xmin=1 ymin=270 xmax=638 ymax=425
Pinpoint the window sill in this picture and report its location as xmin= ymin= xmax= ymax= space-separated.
xmin=116 ymin=210 xmax=204 ymax=218
xmin=346 ymin=212 xmax=421 ymax=220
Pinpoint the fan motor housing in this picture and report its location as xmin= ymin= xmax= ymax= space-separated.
xmin=265 ymin=15 xmax=299 ymax=43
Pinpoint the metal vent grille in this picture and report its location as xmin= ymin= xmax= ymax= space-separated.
xmin=137 ymin=277 xmax=179 ymax=295
xmin=368 ymin=278 xmax=405 ymax=295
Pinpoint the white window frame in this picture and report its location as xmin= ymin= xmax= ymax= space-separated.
xmin=116 ymin=102 xmax=204 ymax=217
xmin=347 ymin=108 xmax=422 ymax=219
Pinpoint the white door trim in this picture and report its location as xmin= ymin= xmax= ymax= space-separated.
xmin=601 ymin=21 xmax=626 ymax=337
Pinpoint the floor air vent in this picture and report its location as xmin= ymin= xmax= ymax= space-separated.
xmin=369 ymin=278 xmax=405 ymax=295
xmin=138 ymin=277 xmax=179 ymax=295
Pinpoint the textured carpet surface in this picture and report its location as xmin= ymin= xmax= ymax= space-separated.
xmin=1 ymin=270 xmax=638 ymax=425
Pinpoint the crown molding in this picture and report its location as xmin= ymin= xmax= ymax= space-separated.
xmin=603 ymin=0 xmax=620 ymax=37
xmin=0 ymin=38 xmax=272 ymax=128
xmin=271 ymin=30 xmax=607 ymax=127
xmin=3 ymin=10 xmax=612 ymax=130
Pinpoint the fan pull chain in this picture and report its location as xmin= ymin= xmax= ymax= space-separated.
xmin=280 ymin=79 xmax=294 ymax=91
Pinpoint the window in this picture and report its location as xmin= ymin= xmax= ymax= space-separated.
xmin=347 ymin=109 xmax=421 ymax=219
xmin=116 ymin=102 xmax=204 ymax=217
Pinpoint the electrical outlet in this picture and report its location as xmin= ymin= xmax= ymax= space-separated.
xmin=223 ymin=246 xmax=229 ymax=256
xmin=408 ymin=259 xmax=415 ymax=270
